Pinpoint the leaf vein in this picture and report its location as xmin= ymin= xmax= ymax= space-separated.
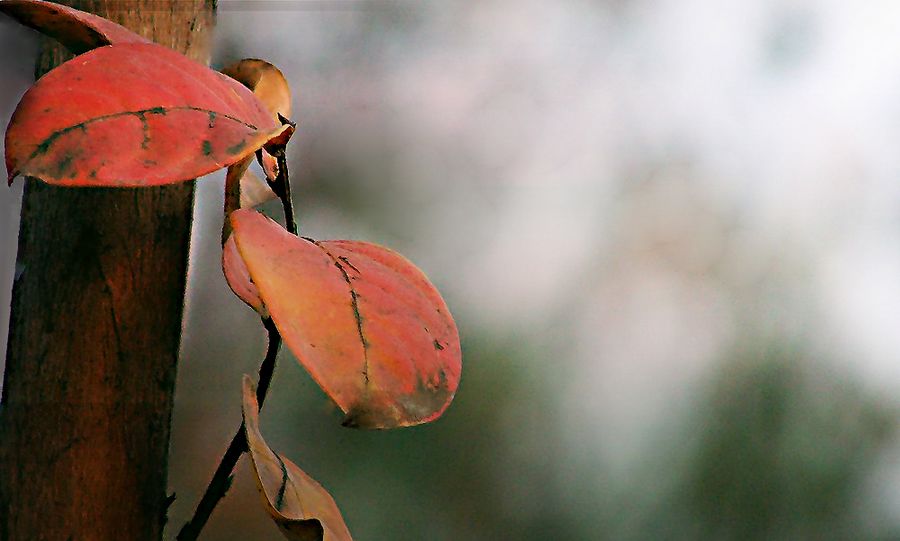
xmin=26 ymin=106 xmax=260 ymax=163
xmin=315 ymin=243 xmax=370 ymax=385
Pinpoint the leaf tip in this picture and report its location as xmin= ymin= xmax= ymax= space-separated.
xmin=276 ymin=518 xmax=325 ymax=540
xmin=340 ymin=405 xmax=401 ymax=430
xmin=277 ymin=112 xmax=296 ymax=128
xmin=262 ymin=122 xmax=295 ymax=154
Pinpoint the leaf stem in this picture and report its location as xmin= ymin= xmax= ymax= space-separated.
xmin=266 ymin=149 xmax=296 ymax=235
xmin=276 ymin=152 xmax=297 ymax=235
xmin=272 ymin=113 xmax=298 ymax=236
xmin=176 ymin=317 xmax=282 ymax=541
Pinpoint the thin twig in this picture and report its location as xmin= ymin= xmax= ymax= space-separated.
xmin=176 ymin=318 xmax=281 ymax=541
xmin=266 ymin=114 xmax=298 ymax=235
xmin=276 ymin=152 xmax=297 ymax=235
xmin=255 ymin=317 xmax=280 ymax=409
xmin=265 ymin=148 xmax=297 ymax=235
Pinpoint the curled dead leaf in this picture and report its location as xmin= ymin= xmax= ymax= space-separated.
xmin=221 ymin=59 xmax=292 ymax=120
xmin=242 ymin=376 xmax=353 ymax=541
xmin=222 ymin=58 xmax=293 ymax=182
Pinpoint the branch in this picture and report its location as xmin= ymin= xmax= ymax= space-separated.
xmin=179 ymin=116 xmax=298 ymax=540
xmin=176 ymin=317 xmax=281 ymax=541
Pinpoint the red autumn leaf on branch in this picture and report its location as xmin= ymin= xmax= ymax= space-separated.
xmin=5 ymin=42 xmax=291 ymax=187
xmin=230 ymin=209 xmax=462 ymax=429
xmin=0 ymin=0 xmax=149 ymax=54
xmin=1 ymin=0 xmax=465 ymax=536
xmin=223 ymin=213 xmax=266 ymax=316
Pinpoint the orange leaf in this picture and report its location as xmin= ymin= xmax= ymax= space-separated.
xmin=221 ymin=157 xmax=272 ymax=314
xmin=5 ymin=42 xmax=292 ymax=187
xmin=242 ymin=376 xmax=353 ymax=541
xmin=0 ymin=0 xmax=149 ymax=54
xmin=231 ymin=209 xmax=462 ymax=429
xmin=223 ymin=233 xmax=266 ymax=316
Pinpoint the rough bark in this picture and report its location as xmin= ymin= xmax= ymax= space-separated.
xmin=0 ymin=1 xmax=215 ymax=539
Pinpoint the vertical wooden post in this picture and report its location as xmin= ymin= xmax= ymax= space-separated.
xmin=0 ymin=1 xmax=215 ymax=539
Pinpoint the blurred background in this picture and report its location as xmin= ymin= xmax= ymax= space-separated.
xmin=5 ymin=0 xmax=900 ymax=539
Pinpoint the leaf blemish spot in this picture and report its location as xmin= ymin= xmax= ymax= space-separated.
xmin=202 ymin=140 xmax=213 ymax=156
xmin=137 ymin=112 xmax=151 ymax=149
xmin=226 ymin=140 xmax=247 ymax=155
xmin=54 ymin=154 xmax=74 ymax=177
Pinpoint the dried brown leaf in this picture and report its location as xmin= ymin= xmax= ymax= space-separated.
xmin=242 ymin=376 xmax=353 ymax=541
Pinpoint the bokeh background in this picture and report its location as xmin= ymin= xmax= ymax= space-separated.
xmin=5 ymin=0 xmax=900 ymax=539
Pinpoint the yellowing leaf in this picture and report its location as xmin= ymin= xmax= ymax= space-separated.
xmin=242 ymin=376 xmax=353 ymax=541
xmin=222 ymin=58 xmax=293 ymax=182
xmin=221 ymin=59 xmax=292 ymax=120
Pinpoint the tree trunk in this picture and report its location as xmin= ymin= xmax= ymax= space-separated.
xmin=0 ymin=1 xmax=214 ymax=539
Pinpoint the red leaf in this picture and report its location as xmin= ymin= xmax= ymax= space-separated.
xmin=242 ymin=376 xmax=353 ymax=541
xmin=223 ymin=232 xmax=266 ymax=315
xmin=5 ymin=42 xmax=292 ymax=187
xmin=230 ymin=210 xmax=461 ymax=429
xmin=0 ymin=0 xmax=149 ymax=54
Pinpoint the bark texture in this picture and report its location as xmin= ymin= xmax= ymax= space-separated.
xmin=0 ymin=1 xmax=214 ymax=539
